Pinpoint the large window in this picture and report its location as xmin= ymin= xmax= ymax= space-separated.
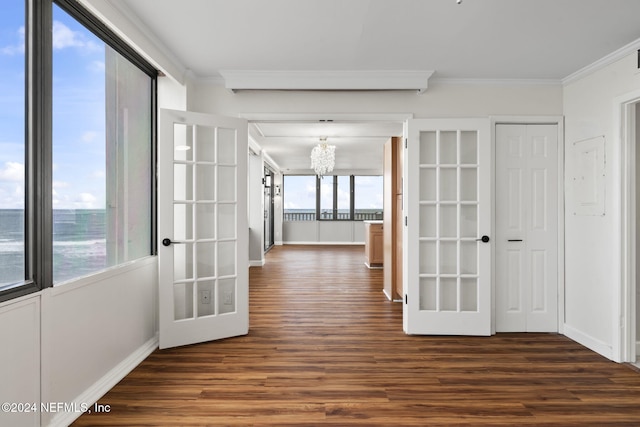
xmin=52 ymin=4 xmax=152 ymax=283
xmin=283 ymin=175 xmax=316 ymax=221
xmin=354 ymin=175 xmax=384 ymax=220
xmin=0 ymin=0 xmax=156 ymax=300
xmin=0 ymin=1 xmax=26 ymax=290
xmin=319 ymin=176 xmax=351 ymax=219
xmin=284 ymin=175 xmax=383 ymax=221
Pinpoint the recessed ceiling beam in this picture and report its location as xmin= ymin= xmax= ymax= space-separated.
xmin=219 ymin=70 xmax=434 ymax=94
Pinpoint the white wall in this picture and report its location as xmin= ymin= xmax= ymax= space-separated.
xmin=0 ymin=296 xmax=40 ymax=427
xmin=42 ymin=259 xmax=158 ymax=426
xmin=283 ymin=221 xmax=365 ymax=244
xmin=158 ymin=75 xmax=188 ymax=110
xmin=563 ymin=51 xmax=640 ymax=359
xmin=0 ymin=259 xmax=158 ymax=427
xmin=248 ymin=153 xmax=264 ymax=265
xmin=187 ymin=80 xmax=563 ymax=251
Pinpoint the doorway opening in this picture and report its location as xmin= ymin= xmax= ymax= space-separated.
xmin=264 ymin=166 xmax=275 ymax=253
xmin=244 ymin=113 xmax=408 ymax=248
xmin=634 ymin=101 xmax=640 ymax=366
xmin=618 ymin=93 xmax=640 ymax=363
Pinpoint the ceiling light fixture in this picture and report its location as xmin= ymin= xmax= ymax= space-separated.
xmin=310 ymin=137 xmax=335 ymax=178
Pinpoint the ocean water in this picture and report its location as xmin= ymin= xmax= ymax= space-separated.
xmin=0 ymin=209 xmax=107 ymax=286
xmin=0 ymin=210 xmax=25 ymax=287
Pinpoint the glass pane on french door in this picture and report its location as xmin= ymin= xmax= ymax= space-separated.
xmin=418 ymin=130 xmax=479 ymax=313
xmin=172 ymin=123 xmax=238 ymax=320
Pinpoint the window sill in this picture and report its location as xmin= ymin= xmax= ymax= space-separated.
xmin=50 ymin=255 xmax=158 ymax=296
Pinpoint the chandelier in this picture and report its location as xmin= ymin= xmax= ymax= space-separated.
xmin=310 ymin=138 xmax=335 ymax=177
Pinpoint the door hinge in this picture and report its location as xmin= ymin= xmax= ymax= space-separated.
xmin=405 ymin=216 xmax=407 ymax=226
xmin=405 ymin=294 xmax=408 ymax=304
xmin=405 ymin=138 xmax=408 ymax=149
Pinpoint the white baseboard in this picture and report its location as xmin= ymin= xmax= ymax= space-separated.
xmin=47 ymin=334 xmax=158 ymax=427
xmin=249 ymin=259 xmax=265 ymax=267
xmin=636 ymin=341 xmax=640 ymax=357
xmin=563 ymin=323 xmax=613 ymax=360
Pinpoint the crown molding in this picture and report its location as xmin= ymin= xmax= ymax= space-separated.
xmin=562 ymin=37 xmax=640 ymax=85
xmin=262 ymin=152 xmax=281 ymax=173
xmin=196 ymin=75 xmax=226 ymax=85
xmin=219 ymin=70 xmax=434 ymax=93
xmin=84 ymin=0 xmax=187 ymax=83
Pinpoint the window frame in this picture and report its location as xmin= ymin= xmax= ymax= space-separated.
xmin=0 ymin=0 xmax=157 ymax=303
xmin=283 ymin=174 xmax=383 ymax=222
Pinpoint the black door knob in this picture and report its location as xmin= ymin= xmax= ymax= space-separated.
xmin=162 ymin=238 xmax=172 ymax=247
xmin=476 ymin=235 xmax=490 ymax=243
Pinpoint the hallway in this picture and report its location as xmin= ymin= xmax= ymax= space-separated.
xmin=73 ymin=245 xmax=640 ymax=426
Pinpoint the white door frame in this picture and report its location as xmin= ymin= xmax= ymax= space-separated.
xmin=615 ymin=90 xmax=640 ymax=363
xmin=490 ymin=116 xmax=565 ymax=335
xmin=240 ymin=111 xmax=413 ymax=250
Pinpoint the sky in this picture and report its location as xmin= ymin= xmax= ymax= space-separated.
xmin=1 ymin=3 xmax=381 ymax=212
xmin=0 ymin=2 xmax=106 ymax=210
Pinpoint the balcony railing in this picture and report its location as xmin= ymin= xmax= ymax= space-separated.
xmin=284 ymin=210 xmax=383 ymax=221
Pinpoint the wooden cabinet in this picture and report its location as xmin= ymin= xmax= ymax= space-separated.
xmin=384 ymin=136 xmax=403 ymax=301
xmin=364 ymin=221 xmax=384 ymax=268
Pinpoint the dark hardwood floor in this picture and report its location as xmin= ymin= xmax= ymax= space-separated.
xmin=73 ymin=245 xmax=640 ymax=426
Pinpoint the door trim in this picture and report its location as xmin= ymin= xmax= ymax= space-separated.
xmin=490 ymin=116 xmax=565 ymax=335
xmin=615 ymin=90 xmax=640 ymax=363
xmin=241 ymin=112 xmax=414 ymax=256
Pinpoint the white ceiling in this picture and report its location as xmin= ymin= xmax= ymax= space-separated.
xmin=111 ymin=0 xmax=640 ymax=173
xmin=249 ymin=120 xmax=403 ymax=173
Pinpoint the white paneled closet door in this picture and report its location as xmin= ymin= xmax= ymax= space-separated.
xmin=495 ymin=124 xmax=558 ymax=332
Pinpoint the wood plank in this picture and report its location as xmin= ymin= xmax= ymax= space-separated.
xmin=72 ymin=245 xmax=640 ymax=426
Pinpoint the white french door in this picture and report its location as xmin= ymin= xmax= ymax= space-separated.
xmin=404 ymin=119 xmax=491 ymax=335
xmin=495 ymin=124 xmax=558 ymax=332
xmin=158 ymin=109 xmax=248 ymax=349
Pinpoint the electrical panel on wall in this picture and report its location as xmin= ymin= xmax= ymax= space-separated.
xmin=572 ymin=136 xmax=606 ymax=216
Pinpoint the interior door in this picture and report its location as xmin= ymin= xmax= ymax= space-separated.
xmin=495 ymin=124 xmax=558 ymax=332
xmin=158 ymin=109 xmax=248 ymax=349
xmin=404 ymin=119 xmax=491 ymax=335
